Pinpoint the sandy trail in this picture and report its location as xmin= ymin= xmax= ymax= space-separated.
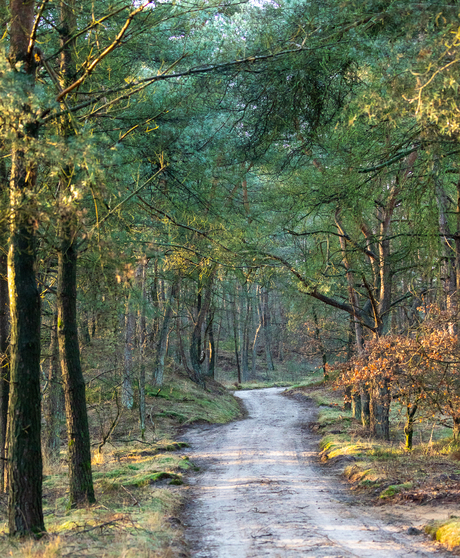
xmin=182 ymin=387 xmax=452 ymax=558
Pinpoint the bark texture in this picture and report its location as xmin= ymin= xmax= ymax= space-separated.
xmin=7 ymin=0 xmax=45 ymax=536
xmin=0 ymin=241 xmax=9 ymax=492
xmin=58 ymin=218 xmax=95 ymax=507
xmin=43 ymin=313 xmax=64 ymax=461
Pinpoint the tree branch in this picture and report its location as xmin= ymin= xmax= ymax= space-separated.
xmin=57 ymin=1 xmax=153 ymax=101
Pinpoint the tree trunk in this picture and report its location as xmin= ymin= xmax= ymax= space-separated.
xmin=190 ymin=270 xmax=216 ymax=386
xmin=404 ymin=403 xmax=418 ymax=451
xmin=150 ymin=258 xmax=160 ymax=346
xmin=360 ymin=389 xmax=370 ymax=427
xmin=241 ymin=293 xmax=250 ymax=382
xmin=278 ymin=300 xmax=284 ymax=362
xmin=58 ymin=217 xmax=95 ymax=508
xmin=54 ymin=0 xmax=94 ymax=509
xmin=0 ymin=247 xmax=9 ymax=492
xmin=138 ymin=262 xmax=147 ymax=439
xmin=261 ymin=290 xmax=275 ymax=372
xmin=153 ymin=279 xmax=179 ymax=385
xmin=43 ymin=312 xmax=64 ymax=463
xmin=312 ymin=309 xmax=328 ymax=380
xmin=351 ymin=391 xmax=362 ymax=421
xmin=453 ymin=415 xmax=460 ymax=441
xmin=122 ymin=295 xmax=135 ymax=410
xmin=7 ymin=0 xmax=46 ymax=536
xmin=7 ymin=212 xmax=44 ymax=534
xmin=251 ymin=322 xmax=262 ymax=379
xmin=370 ymin=379 xmax=391 ymax=440
xmin=207 ymin=313 xmax=216 ymax=379
xmin=231 ymin=295 xmax=241 ymax=384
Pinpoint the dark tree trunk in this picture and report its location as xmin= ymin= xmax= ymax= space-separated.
xmin=56 ymin=0 xmax=94 ymax=508
xmin=351 ymin=392 xmax=362 ymax=421
xmin=361 ymin=389 xmax=370 ymax=427
xmin=453 ymin=415 xmax=460 ymax=441
xmin=7 ymin=216 xmax=44 ymax=534
xmin=43 ymin=312 xmax=64 ymax=462
xmin=58 ymin=218 xmax=95 ymax=508
xmin=370 ymin=379 xmax=391 ymax=440
xmin=189 ymin=269 xmax=216 ymax=386
xmin=404 ymin=403 xmax=418 ymax=451
xmin=7 ymin=0 xmax=46 ymax=536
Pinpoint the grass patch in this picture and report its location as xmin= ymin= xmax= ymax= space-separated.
xmin=0 ymin=441 xmax=186 ymax=557
xmin=425 ymin=518 xmax=460 ymax=550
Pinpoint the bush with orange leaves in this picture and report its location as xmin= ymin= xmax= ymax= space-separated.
xmin=336 ymin=309 xmax=460 ymax=449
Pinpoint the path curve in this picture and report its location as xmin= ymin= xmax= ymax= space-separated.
xmin=182 ymin=387 xmax=451 ymax=557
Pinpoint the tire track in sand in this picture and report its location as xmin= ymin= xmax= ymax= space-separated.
xmin=182 ymin=387 xmax=451 ymax=558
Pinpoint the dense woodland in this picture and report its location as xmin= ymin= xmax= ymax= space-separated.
xmin=1 ymin=0 xmax=460 ymax=538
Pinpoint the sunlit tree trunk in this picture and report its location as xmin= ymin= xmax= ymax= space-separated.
xmin=0 ymin=246 xmax=8 ymax=492
xmin=0 ymin=155 xmax=9 ymax=492
xmin=7 ymin=0 xmax=46 ymax=536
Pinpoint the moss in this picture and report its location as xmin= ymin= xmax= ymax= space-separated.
xmin=128 ymin=471 xmax=181 ymax=487
xmin=379 ymin=482 xmax=413 ymax=499
xmin=156 ymin=441 xmax=189 ymax=451
xmin=425 ymin=518 xmax=460 ymax=549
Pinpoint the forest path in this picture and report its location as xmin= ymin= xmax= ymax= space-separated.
xmin=181 ymin=387 xmax=451 ymax=558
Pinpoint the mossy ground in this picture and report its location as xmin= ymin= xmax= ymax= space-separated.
xmin=0 ymin=372 xmax=242 ymax=557
xmin=287 ymin=379 xmax=460 ymax=551
xmin=425 ymin=517 xmax=460 ymax=550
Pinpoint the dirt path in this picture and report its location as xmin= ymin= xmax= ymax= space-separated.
xmin=181 ymin=387 xmax=454 ymax=557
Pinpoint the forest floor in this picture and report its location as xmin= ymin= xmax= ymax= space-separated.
xmin=0 ymin=374 xmax=243 ymax=558
xmin=181 ymin=387 xmax=457 ymax=557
